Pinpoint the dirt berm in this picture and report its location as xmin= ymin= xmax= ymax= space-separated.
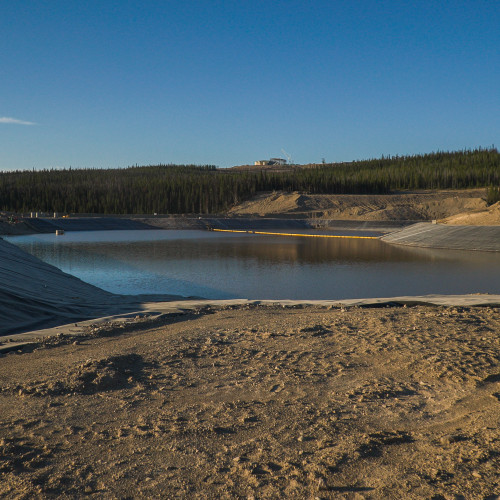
xmin=228 ymin=189 xmax=500 ymax=224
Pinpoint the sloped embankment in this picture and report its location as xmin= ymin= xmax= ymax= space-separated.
xmin=382 ymin=223 xmax=500 ymax=251
xmin=228 ymin=190 xmax=488 ymax=220
xmin=0 ymin=239 xmax=137 ymax=336
xmin=440 ymin=201 xmax=500 ymax=225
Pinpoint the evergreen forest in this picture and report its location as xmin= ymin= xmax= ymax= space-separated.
xmin=0 ymin=148 xmax=499 ymax=215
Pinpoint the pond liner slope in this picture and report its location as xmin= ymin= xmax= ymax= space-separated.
xmin=382 ymin=223 xmax=500 ymax=252
xmin=0 ymin=238 xmax=178 ymax=337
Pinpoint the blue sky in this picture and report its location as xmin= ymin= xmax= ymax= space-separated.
xmin=1 ymin=0 xmax=499 ymax=170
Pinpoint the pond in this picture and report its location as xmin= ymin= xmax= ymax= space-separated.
xmin=6 ymin=229 xmax=500 ymax=300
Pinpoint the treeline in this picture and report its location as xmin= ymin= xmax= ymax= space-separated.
xmin=0 ymin=148 xmax=499 ymax=214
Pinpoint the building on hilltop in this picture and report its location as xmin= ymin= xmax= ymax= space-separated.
xmin=254 ymin=158 xmax=287 ymax=166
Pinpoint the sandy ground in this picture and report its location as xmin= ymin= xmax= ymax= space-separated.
xmin=1 ymin=303 xmax=499 ymax=499
xmin=440 ymin=202 xmax=500 ymax=225
xmin=228 ymin=189 xmax=500 ymax=224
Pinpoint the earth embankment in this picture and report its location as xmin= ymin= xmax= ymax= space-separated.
xmin=227 ymin=189 xmax=493 ymax=222
xmin=439 ymin=201 xmax=500 ymax=225
xmin=0 ymin=217 xmax=156 ymax=235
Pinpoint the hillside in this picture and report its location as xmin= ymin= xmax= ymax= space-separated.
xmin=0 ymin=149 xmax=498 ymax=215
xmin=228 ymin=189 xmax=500 ymax=223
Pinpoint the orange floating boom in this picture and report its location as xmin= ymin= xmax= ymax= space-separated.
xmin=211 ymin=229 xmax=379 ymax=240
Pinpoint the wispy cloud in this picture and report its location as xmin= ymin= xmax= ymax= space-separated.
xmin=0 ymin=116 xmax=36 ymax=125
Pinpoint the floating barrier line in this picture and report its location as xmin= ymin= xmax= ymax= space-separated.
xmin=211 ymin=228 xmax=379 ymax=240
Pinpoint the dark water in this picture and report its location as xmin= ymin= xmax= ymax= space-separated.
xmin=6 ymin=229 xmax=500 ymax=300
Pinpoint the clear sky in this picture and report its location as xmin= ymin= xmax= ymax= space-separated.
xmin=1 ymin=0 xmax=499 ymax=170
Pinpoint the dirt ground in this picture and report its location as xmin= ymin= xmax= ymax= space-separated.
xmin=228 ymin=189 xmax=500 ymax=225
xmin=439 ymin=202 xmax=500 ymax=225
xmin=1 ymin=304 xmax=499 ymax=499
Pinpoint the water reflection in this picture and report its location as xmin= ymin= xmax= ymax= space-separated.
xmin=6 ymin=230 xmax=500 ymax=300
xmin=176 ymin=236 xmax=425 ymax=264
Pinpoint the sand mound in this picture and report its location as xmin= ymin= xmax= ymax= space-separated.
xmin=228 ymin=189 xmax=488 ymax=221
xmin=440 ymin=201 xmax=500 ymax=225
xmin=230 ymin=191 xmax=304 ymax=215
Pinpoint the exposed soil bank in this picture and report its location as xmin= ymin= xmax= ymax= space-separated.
xmin=228 ymin=189 xmax=492 ymax=221
xmin=1 ymin=303 xmax=499 ymax=498
xmin=440 ymin=201 xmax=500 ymax=225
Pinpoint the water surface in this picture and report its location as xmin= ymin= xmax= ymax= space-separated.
xmin=6 ymin=229 xmax=500 ymax=300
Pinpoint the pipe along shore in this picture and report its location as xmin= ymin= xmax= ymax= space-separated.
xmin=211 ymin=228 xmax=379 ymax=239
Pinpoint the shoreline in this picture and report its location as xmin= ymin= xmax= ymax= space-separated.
xmin=1 ymin=223 xmax=499 ymax=342
xmin=0 ymin=215 xmax=411 ymax=236
xmin=3 ymin=294 xmax=500 ymax=353
xmin=2 ymin=213 xmax=500 ymax=252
